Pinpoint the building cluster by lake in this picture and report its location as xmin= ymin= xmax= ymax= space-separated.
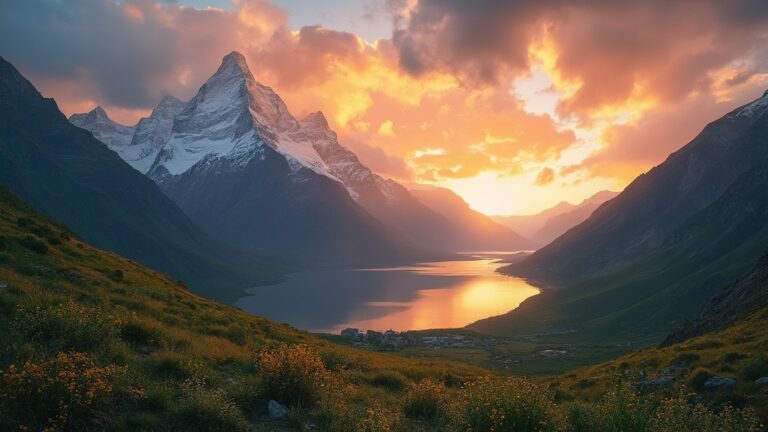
xmin=339 ymin=327 xmax=502 ymax=350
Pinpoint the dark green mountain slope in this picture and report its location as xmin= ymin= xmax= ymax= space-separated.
xmin=662 ymin=251 xmax=768 ymax=346
xmin=0 ymin=56 xmax=280 ymax=302
xmin=504 ymin=90 xmax=768 ymax=285
xmin=474 ymin=148 xmax=768 ymax=343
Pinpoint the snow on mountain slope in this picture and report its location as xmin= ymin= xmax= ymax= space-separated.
xmin=300 ymin=111 xmax=393 ymax=201
xmin=126 ymin=95 xmax=187 ymax=173
xmin=732 ymin=89 xmax=768 ymax=118
xmin=69 ymin=106 xmax=135 ymax=149
xmin=72 ymin=51 xmax=529 ymax=254
xmin=70 ymin=98 xmax=187 ymax=174
xmin=149 ymin=52 xmax=335 ymax=181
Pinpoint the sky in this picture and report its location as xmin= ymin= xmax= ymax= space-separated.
xmin=1 ymin=0 xmax=767 ymax=215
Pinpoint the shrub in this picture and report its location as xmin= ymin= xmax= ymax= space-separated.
xmin=256 ymin=344 xmax=329 ymax=408
xmin=688 ymin=368 xmax=714 ymax=392
xmin=30 ymin=225 xmax=62 ymax=245
xmin=455 ymin=377 xmax=562 ymax=432
xmin=402 ymin=379 xmax=448 ymax=420
xmin=566 ymin=402 xmax=595 ymax=431
xmin=148 ymin=351 xmax=195 ymax=380
xmin=320 ymin=349 xmax=355 ymax=371
xmin=574 ymin=378 xmax=596 ymax=389
xmin=16 ymin=217 xmax=33 ymax=228
xmin=324 ymin=395 xmax=393 ymax=432
xmin=568 ymin=386 xmax=653 ymax=432
xmin=722 ymin=352 xmax=747 ymax=364
xmin=109 ymin=269 xmax=124 ymax=281
xmin=670 ymin=353 xmax=700 ymax=368
xmin=740 ymin=356 xmax=768 ymax=381
xmin=226 ymin=376 xmax=264 ymax=414
xmin=370 ymin=371 xmax=407 ymax=391
xmin=19 ymin=235 xmax=48 ymax=254
xmin=142 ymin=386 xmax=173 ymax=412
xmin=356 ymin=407 xmax=393 ymax=432
xmin=173 ymin=377 xmax=248 ymax=432
xmin=652 ymin=395 xmax=761 ymax=432
xmin=0 ymin=352 xmax=118 ymax=431
xmin=119 ymin=320 xmax=166 ymax=349
xmin=12 ymin=302 xmax=118 ymax=353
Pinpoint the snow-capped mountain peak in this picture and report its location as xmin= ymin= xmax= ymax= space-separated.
xmin=69 ymin=105 xmax=135 ymax=148
xmin=151 ymin=95 xmax=186 ymax=119
xmin=732 ymin=88 xmax=768 ymax=118
xmin=300 ymin=111 xmax=337 ymax=144
xmin=149 ymin=51 xmax=335 ymax=179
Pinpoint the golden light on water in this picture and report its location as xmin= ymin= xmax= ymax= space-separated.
xmin=329 ymin=259 xmax=540 ymax=333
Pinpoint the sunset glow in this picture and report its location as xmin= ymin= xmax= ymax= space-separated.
xmin=5 ymin=0 xmax=767 ymax=215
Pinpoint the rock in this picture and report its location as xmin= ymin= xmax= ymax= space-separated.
xmin=755 ymin=377 xmax=768 ymax=386
xmin=225 ymin=377 xmax=239 ymax=386
xmin=0 ymin=281 xmax=7 ymax=289
xmin=630 ymin=376 xmax=675 ymax=392
xmin=268 ymin=400 xmax=289 ymax=419
xmin=704 ymin=376 xmax=736 ymax=390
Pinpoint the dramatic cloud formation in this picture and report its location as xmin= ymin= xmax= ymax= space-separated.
xmin=2 ymin=0 xmax=768 ymax=214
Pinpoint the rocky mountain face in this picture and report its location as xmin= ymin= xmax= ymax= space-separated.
xmin=71 ymin=51 xmax=529 ymax=261
xmin=300 ymin=114 xmax=531 ymax=251
xmin=505 ymin=90 xmax=768 ymax=284
xmin=143 ymin=52 xmax=419 ymax=266
xmin=69 ymin=106 xmax=136 ymax=148
xmin=69 ymin=96 xmax=186 ymax=175
xmin=0 ymin=56 xmax=279 ymax=302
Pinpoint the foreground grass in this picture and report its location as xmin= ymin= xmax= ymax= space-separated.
xmin=0 ymin=186 xmax=764 ymax=431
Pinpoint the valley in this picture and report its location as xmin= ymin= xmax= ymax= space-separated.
xmin=2 ymin=2 xmax=768 ymax=429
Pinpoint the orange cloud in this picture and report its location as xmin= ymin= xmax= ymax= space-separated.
xmin=5 ymin=0 xmax=768 ymax=214
xmin=534 ymin=167 xmax=555 ymax=186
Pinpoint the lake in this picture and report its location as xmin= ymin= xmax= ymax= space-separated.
xmin=234 ymin=256 xmax=540 ymax=333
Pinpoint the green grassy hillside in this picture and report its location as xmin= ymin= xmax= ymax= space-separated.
xmin=0 ymin=186 xmax=763 ymax=431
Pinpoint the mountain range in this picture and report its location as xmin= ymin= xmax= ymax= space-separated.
xmin=71 ymin=52 xmax=529 ymax=265
xmin=473 ymin=89 xmax=768 ymax=342
xmin=0 ymin=55 xmax=280 ymax=302
xmin=492 ymin=190 xmax=618 ymax=247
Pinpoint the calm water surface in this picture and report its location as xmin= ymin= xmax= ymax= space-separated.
xmin=235 ymin=257 xmax=539 ymax=333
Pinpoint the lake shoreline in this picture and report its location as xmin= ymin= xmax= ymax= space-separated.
xmin=235 ymin=254 xmax=541 ymax=334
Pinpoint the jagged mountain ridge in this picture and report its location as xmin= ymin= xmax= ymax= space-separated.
xmin=143 ymin=51 xmax=417 ymax=266
xmin=69 ymin=106 xmax=136 ymax=148
xmin=71 ymin=51 xmax=530 ymax=256
xmin=0 ymin=55 xmax=280 ymax=302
